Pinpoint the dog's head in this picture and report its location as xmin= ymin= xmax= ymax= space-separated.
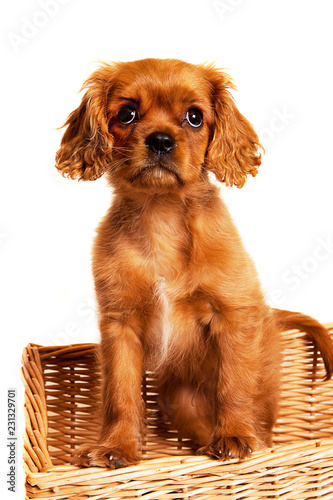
xmin=56 ymin=58 xmax=262 ymax=192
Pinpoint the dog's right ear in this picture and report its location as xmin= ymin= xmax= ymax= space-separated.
xmin=55 ymin=65 xmax=115 ymax=181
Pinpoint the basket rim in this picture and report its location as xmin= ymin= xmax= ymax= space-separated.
xmin=25 ymin=437 xmax=333 ymax=492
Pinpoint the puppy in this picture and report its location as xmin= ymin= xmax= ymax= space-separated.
xmin=55 ymin=58 xmax=333 ymax=468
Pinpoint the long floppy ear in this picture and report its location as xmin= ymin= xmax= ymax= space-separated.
xmin=55 ymin=65 xmax=115 ymax=181
xmin=205 ymin=67 xmax=262 ymax=188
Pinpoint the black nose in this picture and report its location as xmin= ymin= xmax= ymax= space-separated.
xmin=145 ymin=132 xmax=176 ymax=155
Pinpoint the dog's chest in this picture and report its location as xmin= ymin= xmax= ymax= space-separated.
xmin=146 ymin=208 xmax=189 ymax=278
xmin=143 ymin=209 xmax=190 ymax=363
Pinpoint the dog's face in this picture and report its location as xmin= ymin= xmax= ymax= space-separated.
xmin=107 ymin=59 xmax=213 ymax=193
xmin=56 ymin=58 xmax=262 ymax=191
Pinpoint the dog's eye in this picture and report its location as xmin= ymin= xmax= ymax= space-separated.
xmin=186 ymin=108 xmax=203 ymax=128
xmin=117 ymin=105 xmax=137 ymax=125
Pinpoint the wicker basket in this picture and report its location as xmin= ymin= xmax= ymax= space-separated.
xmin=22 ymin=325 xmax=333 ymax=499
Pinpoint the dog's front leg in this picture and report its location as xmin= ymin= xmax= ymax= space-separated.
xmin=199 ymin=313 xmax=265 ymax=461
xmin=72 ymin=316 xmax=144 ymax=468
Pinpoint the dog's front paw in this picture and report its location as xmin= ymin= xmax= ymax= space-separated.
xmin=198 ymin=435 xmax=259 ymax=461
xmin=71 ymin=443 xmax=140 ymax=469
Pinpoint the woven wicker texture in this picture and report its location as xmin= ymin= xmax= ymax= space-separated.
xmin=22 ymin=325 xmax=333 ymax=499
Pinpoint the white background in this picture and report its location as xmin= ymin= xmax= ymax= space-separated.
xmin=1 ymin=0 xmax=333 ymax=496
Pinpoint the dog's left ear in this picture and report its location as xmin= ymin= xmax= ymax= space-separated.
xmin=205 ymin=67 xmax=262 ymax=188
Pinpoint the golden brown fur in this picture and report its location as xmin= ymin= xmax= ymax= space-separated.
xmin=55 ymin=58 xmax=333 ymax=468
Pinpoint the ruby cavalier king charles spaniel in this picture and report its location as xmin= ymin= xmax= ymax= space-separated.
xmin=55 ymin=58 xmax=333 ymax=468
